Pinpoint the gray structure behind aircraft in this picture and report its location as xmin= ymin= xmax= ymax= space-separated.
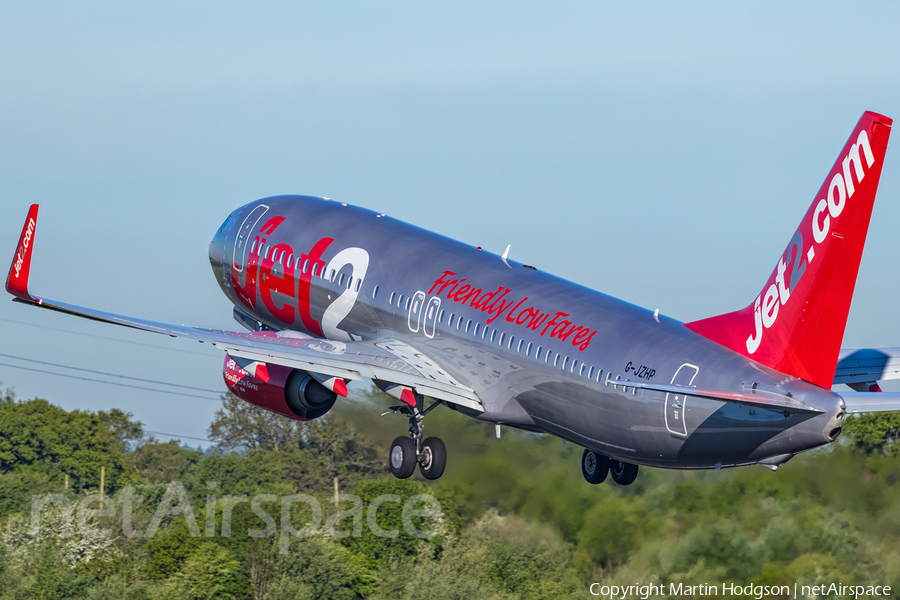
xmin=7 ymin=111 xmax=900 ymax=485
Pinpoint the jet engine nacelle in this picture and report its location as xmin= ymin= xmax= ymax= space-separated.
xmin=223 ymin=354 xmax=337 ymax=420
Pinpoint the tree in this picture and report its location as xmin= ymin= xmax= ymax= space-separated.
xmin=28 ymin=542 xmax=62 ymax=600
xmin=166 ymin=543 xmax=248 ymax=600
xmin=843 ymin=413 xmax=900 ymax=455
xmin=0 ymin=398 xmax=142 ymax=492
xmin=207 ymin=393 xmax=299 ymax=452
xmin=130 ymin=440 xmax=203 ymax=484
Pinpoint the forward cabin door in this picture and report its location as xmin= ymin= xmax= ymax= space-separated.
xmin=232 ymin=204 xmax=269 ymax=278
xmin=665 ymin=363 xmax=698 ymax=437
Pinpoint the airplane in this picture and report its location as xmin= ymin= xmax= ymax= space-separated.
xmin=7 ymin=111 xmax=900 ymax=486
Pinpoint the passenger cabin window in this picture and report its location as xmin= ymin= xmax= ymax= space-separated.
xmin=448 ymin=314 xmax=454 ymax=327
xmin=389 ymin=292 xmax=395 ymax=304
xmin=474 ymin=323 xmax=480 ymax=336
xmin=251 ymin=240 xmax=257 ymax=253
xmin=398 ymin=294 xmax=404 ymax=307
xmin=339 ymin=273 xmax=345 ymax=287
xmin=562 ymin=356 xmax=568 ymax=370
xmin=330 ymin=269 xmax=336 ymax=282
xmin=466 ymin=320 xmax=472 ymax=333
xmin=439 ymin=310 xmax=444 ymax=323
xmin=405 ymin=297 xmax=411 ymax=310
xmin=373 ymin=285 xmax=379 ymax=298
xmin=355 ymin=279 xmax=361 ymax=292
xmin=587 ymin=365 xmax=593 ymax=379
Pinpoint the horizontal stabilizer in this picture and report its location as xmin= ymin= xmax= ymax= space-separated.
xmin=836 ymin=392 xmax=900 ymax=414
xmin=610 ymin=378 xmax=823 ymax=415
xmin=834 ymin=348 xmax=900 ymax=385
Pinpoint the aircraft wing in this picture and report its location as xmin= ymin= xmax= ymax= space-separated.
xmin=833 ymin=348 xmax=900 ymax=386
xmin=5 ymin=205 xmax=482 ymax=412
xmin=833 ymin=392 xmax=900 ymax=414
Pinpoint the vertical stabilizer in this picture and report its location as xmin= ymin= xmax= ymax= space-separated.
xmin=686 ymin=112 xmax=893 ymax=389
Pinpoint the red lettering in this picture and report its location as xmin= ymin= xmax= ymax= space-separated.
xmin=486 ymin=296 xmax=515 ymax=324
xmin=542 ymin=312 xmax=569 ymax=336
xmin=529 ymin=312 xmax=549 ymax=331
xmin=260 ymin=242 xmax=296 ymax=324
xmin=577 ymin=330 xmax=597 ymax=351
xmin=260 ymin=216 xmax=285 ymax=235
xmin=464 ymin=288 xmax=482 ymax=305
xmin=429 ymin=271 xmax=457 ymax=295
xmin=572 ymin=327 xmax=591 ymax=345
xmin=297 ymin=237 xmax=333 ymax=336
xmin=506 ymin=297 xmax=529 ymax=323
xmin=452 ymin=284 xmax=472 ymax=302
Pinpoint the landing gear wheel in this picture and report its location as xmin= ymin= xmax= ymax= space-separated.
xmin=582 ymin=449 xmax=609 ymax=485
xmin=419 ymin=437 xmax=447 ymax=480
xmin=390 ymin=436 xmax=417 ymax=479
xmin=609 ymin=460 xmax=639 ymax=486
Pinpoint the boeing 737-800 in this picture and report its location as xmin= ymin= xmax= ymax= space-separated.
xmin=7 ymin=111 xmax=900 ymax=485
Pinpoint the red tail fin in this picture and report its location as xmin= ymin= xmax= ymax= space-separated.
xmin=686 ymin=112 xmax=893 ymax=389
xmin=6 ymin=204 xmax=39 ymax=303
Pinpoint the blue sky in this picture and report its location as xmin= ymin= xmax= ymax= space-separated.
xmin=2 ymin=2 xmax=900 ymax=444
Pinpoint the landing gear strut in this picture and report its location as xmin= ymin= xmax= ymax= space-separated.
xmin=581 ymin=449 xmax=639 ymax=486
xmin=382 ymin=387 xmax=447 ymax=480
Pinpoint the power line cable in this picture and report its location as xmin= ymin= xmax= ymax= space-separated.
xmin=0 ymin=317 xmax=219 ymax=357
xmin=145 ymin=430 xmax=211 ymax=443
xmin=0 ymin=362 xmax=223 ymax=402
xmin=0 ymin=352 xmax=222 ymax=393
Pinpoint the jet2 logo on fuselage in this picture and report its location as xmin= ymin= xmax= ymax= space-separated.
xmin=231 ymin=215 xmax=369 ymax=341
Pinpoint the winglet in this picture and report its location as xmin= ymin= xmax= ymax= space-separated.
xmin=6 ymin=204 xmax=40 ymax=303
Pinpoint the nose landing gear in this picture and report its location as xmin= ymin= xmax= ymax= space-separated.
xmin=581 ymin=449 xmax=638 ymax=486
xmin=382 ymin=387 xmax=447 ymax=480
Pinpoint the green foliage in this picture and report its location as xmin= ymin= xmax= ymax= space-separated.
xmin=130 ymin=440 xmax=204 ymax=484
xmin=208 ymin=392 xmax=299 ymax=452
xmin=6 ymin=386 xmax=900 ymax=597
xmin=844 ymin=413 xmax=900 ymax=455
xmin=339 ymin=478 xmax=440 ymax=571
xmin=141 ymin=523 xmax=203 ymax=581
xmin=28 ymin=542 xmax=62 ymax=600
xmin=0 ymin=398 xmax=143 ymax=492
xmin=164 ymin=542 xmax=248 ymax=600
xmin=266 ymin=537 xmax=375 ymax=600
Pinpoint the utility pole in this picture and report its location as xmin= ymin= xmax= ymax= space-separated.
xmin=64 ymin=474 xmax=68 ymax=490
xmin=100 ymin=466 xmax=105 ymax=498
xmin=334 ymin=477 xmax=339 ymax=504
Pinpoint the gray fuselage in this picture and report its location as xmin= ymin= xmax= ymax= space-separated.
xmin=208 ymin=195 xmax=845 ymax=470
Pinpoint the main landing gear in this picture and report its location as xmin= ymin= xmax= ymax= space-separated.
xmin=581 ymin=449 xmax=639 ymax=486
xmin=382 ymin=387 xmax=447 ymax=480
